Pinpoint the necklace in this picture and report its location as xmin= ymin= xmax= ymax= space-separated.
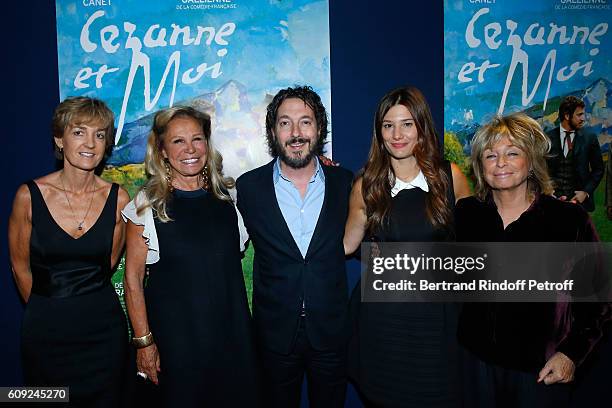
xmin=60 ymin=172 xmax=96 ymax=231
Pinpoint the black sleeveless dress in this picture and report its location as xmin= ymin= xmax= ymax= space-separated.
xmin=22 ymin=181 xmax=128 ymax=407
xmin=351 ymin=171 xmax=461 ymax=407
xmin=145 ymin=189 xmax=258 ymax=407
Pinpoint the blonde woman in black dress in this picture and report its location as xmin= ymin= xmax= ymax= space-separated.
xmin=8 ymin=97 xmax=130 ymax=406
xmin=123 ymin=106 xmax=257 ymax=407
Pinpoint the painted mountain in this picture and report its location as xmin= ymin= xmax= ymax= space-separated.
xmin=106 ymin=80 xmax=273 ymax=180
xmin=445 ymin=78 xmax=612 ymax=155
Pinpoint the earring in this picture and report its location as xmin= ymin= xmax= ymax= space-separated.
xmin=202 ymin=165 xmax=210 ymax=191
xmin=164 ymin=159 xmax=174 ymax=192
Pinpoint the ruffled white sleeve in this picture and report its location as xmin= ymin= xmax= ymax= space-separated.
xmin=229 ymin=188 xmax=249 ymax=253
xmin=121 ymin=191 xmax=160 ymax=264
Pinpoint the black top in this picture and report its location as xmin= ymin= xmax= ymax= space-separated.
xmin=455 ymin=194 xmax=608 ymax=371
xmin=236 ymin=159 xmax=354 ymax=353
xmin=455 ymin=193 xmax=597 ymax=242
xmin=372 ymin=166 xmax=455 ymax=242
xmin=27 ymin=180 xmax=118 ymax=298
xmin=22 ymin=181 xmax=127 ymax=404
xmin=145 ymin=188 xmax=258 ymax=406
xmin=354 ymin=165 xmax=460 ymax=408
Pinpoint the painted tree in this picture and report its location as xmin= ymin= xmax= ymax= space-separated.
xmin=444 ymin=131 xmax=470 ymax=177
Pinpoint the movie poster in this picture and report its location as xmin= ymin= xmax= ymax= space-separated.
xmin=444 ymin=0 xmax=611 ymax=238
xmin=55 ymin=0 xmax=332 ymax=301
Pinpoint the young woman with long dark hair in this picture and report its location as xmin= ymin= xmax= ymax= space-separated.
xmin=344 ymin=86 xmax=469 ymax=407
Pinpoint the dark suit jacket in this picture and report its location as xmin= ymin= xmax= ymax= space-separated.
xmin=236 ymin=159 xmax=353 ymax=354
xmin=545 ymin=127 xmax=604 ymax=212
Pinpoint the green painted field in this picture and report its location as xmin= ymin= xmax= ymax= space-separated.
xmin=592 ymin=180 xmax=611 ymax=242
xmin=241 ymin=247 xmax=254 ymax=311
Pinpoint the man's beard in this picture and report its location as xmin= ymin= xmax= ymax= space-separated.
xmin=276 ymin=136 xmax=318 ymax=169
xmin=570 ymin=117 xmax=584 ymax=131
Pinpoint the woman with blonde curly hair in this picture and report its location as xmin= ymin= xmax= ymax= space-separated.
xmin=456 ymin=112 xmax=607 ymax=407
xmin=122 ymin=106 xmax=257 ymax=407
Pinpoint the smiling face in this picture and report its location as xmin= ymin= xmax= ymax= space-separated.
xmin=161 ymin=116 xmax=208 ymax=182
xmin=55 ymin=121 xmax=107 ymax=171
xmin=482 ymin=136 xmax=530 ymax=193
xmin=381 ymin=104 xmax=419 ymax=161
xmin=273 ymin=98 xmax=320 ymax=169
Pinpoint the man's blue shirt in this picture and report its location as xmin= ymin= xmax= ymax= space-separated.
xmin=273 ymin=158 xmax=325 ymax=258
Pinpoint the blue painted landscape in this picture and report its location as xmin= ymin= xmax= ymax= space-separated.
xmin=56 ymin=0 xmax=332 ymax=179
xmin=444 ymin=0 xmax=611 ymax=154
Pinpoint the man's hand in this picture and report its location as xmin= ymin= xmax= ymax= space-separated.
xmin=570 ymin=191 xmax=588 ymax=204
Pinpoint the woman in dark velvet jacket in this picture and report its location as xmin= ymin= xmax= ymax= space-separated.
xmin=455 ymin=113 xmax=609 ymax=408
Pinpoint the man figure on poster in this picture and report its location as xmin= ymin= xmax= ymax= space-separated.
xmin=546 ymin=95 xmax=604 ymax=212
xmin=236 ymin=86 xmax=353 ymax=407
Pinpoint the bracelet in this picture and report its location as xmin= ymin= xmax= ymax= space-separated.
xmin=132 ymin=332 xmax=154 ymax=348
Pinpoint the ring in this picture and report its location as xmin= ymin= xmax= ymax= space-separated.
xmin=137 ymin=371 xmax=148 ymax=380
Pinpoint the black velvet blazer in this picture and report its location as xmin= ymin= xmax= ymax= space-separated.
xmin=455 ymin=194 xmax=609 ymax=372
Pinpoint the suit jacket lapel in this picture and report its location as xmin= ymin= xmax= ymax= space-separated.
xmin=572 ymin=129 xmax=585 ymax=156
xmin=305 ymin=161 xmax=332 ymax=259
xmin=262 ymin=160 xmax=303 ymax=258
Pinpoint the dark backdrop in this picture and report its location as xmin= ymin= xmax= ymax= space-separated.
xmin=2 ymin=1 xmax=443 ymax=402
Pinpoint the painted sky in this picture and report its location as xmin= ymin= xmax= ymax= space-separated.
xmin=444 ymin=0 xmax=611 ymax=128
xmin=56 ymin=0 xmax=331 ymax=153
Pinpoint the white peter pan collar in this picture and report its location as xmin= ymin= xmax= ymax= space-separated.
xmin=390 ymin=170 xmax=429 ymax=197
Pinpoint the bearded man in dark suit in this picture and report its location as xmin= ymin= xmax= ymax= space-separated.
xmin=545 ymin=96 xmax=604 ymax=212
xmin=236 ymin=86 xmax=352 ymax=408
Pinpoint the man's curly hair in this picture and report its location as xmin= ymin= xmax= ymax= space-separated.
xmin=558 ymin=95 xmax=585 ymax=123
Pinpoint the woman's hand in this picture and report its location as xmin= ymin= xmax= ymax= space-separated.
xmin=137 ymin=343 xmax=161 ymax=385
xmin=537 ymin=352 xmax=575 ymax=385
xmin=125 ymin=220 xmax=160 ymax=383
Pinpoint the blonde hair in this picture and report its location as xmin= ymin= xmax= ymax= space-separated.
xmin=471 ymin=112 xmax=554 ymax=201
xmin=52 ymin=96 xmax=115 ymax=159
xmin=136 ymin=106 xmax=234 ymax=222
